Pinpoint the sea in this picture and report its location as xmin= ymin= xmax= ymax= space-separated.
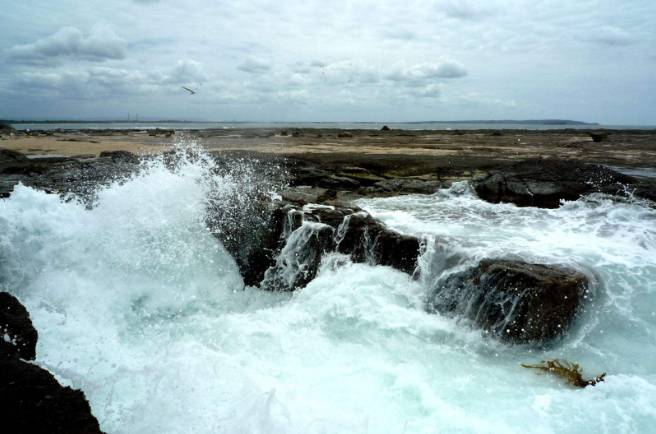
xmin=0 ymin=143 xmax=655 ymax=433
xmin=9 ymin=121 xmax=656 ymax=131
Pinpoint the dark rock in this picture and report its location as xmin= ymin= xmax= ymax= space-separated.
xmin=318 ymin=175 xmax=360 ymax=190
xmin=0 ymin=122 xmax=15 ymax=133
xmin=0 ymin=292 xmax=38 ymax=360
xmin=427 ymin=260 xmax=589 ymax=344
xmin=0 ymin=148 xmax=28 ymax=163
xmin=210 ymin=200 xmax=287 ymax=287
xmin=381 ymin=125 xmax=391 ymax=131
xmin=473 ymin=160 xmax=635 ymax=208
xmin=337 ymin=132 xmax=353 ymax=138
xmin=262 ymin=222 xmax=334 ymax=290
xmin=336 ymin=212 xmax=420 ymax=274
xmin=98 ymin=150 xmax=139 ymax=163
xmin=0 ymin=356 xmax=104 ymax=434
xmin=0 ymin=292 xmax=104 ymax=433
xmin=372 ymin=178 xmax=440 ymax=194
xmin=589 ymin=132 xmax=608 ymax=142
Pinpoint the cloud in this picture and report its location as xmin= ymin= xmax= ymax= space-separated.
xmin=590 ymin=26 xmax=635 ymax=46
xmin=386 ymin=61 xmax=467 ymax=84
xmin=8 ymin=25 xmax=126 ymax=63
xmin=412 ymin=84 xmax=442 ymax=98
xmin=238 ymin=58 xmax=271 ymax=74
xmin=164 ymin=59 xmax=208 ymax=84
xmin=442 ymin=0 xmax=496 ymax=20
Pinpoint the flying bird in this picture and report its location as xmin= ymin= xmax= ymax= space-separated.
xmin=182 ymin=86 xmax=197 ymax=95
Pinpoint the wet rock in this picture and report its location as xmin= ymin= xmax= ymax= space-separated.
xmin=381 ymin=125 xmax=391 ymax=131
xmin=210 ymin=200 xmax=288 ymax=287
xmin=280 ymin=186 xmax=332 ymax=205
xmin=319 ymin=175 xmax=360 ymax=190
xmin=589 ymin=132 xmax=608 ymax=142
xmin=0 ymin=293 xmax=104 ymax=433
xmin=0 ymin=149 xmax=140 ymax=201
xmin=427 ymin=260 xmax=589 ymax=344
xmin=473 ymin=160 xmax=635 ymax=208
xmin=98 ymin=150 xmax=139 ymax=163
xmin=0 ymin=292 xmax=38 ymax=360
xmin=336 ymin=212 xmax=420 ymax=274
xmin=372 ymin=178 xmax=440 ymax=195
xmin=262 ymin=222 xmax=335 ymax=290
xmin=0 ymin=356 xmax=104 ymax=434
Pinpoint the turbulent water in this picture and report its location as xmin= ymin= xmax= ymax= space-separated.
xmin=1 ymin=148 xmax=655 ymax=433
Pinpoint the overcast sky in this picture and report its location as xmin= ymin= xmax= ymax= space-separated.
xmin=1 ymin=0 xmax=654 ymax=124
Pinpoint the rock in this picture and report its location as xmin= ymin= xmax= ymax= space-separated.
xmin=589 ymin=132 xmax=608 ymax=142
xmin=473 ymin=160 xmax=635 ymax=208
xmin=336 ymin=212 xmax=420 ymax=274
xmin=0 ymin=356 xmax=104 ymax=434
xmin=209 ymin=200 xmax=288 ymax=287
xmin=337 ymin=132 xmax=353 ymax=138
xmin=0 ymin=148 xmax=28 ymax=163
xmin=262 ymin=222 xmax=335 ymax=291
xmin=280 ymin=186 xmax=331 ymax=205
xmin=0 ymin=292 xmax=104 ymax=433
xmin=0 ymin=122 xmax=15 ymax=133
xmin=98 ymin=150 xmax=139 ymax=163
xmin=0 ymin=292 xmax=38 ymax=360
xmin=372 ymin=178 xmax=440 ymax=194
xmin=319 ymin=175 xmax=360 ymax=190
xmin=427 ymin=260 xmax=589 ymax=344
xmin=381 ymin=125 xmax=391 ymax=131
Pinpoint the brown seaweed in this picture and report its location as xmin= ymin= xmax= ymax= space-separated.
xmin=521 ymin=359 xmax=606 ymax=388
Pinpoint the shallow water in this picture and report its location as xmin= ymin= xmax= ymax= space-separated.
xmin=1 ymin=149 xmax=655 ymax=433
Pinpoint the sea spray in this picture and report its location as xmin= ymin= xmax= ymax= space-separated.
xmin=0 ymin=148 xmax=655 ymax=433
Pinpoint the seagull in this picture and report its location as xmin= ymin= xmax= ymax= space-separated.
xmin=182 ymin=86 xmax=197 ymax=95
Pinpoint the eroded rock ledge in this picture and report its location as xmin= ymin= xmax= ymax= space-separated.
xmin=473 ymin=159 xmax=655 ymax=208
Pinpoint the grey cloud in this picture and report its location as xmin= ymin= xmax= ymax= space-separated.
xmin=411 ymin=84 xmax=441 ymax=98
xmin=442 ymin=0 xmax=496 ymax=20
xmin=384 ymin=30 xmax=417 ymax=41
xmin=590 ymin=26 xmax=635 ymax=46
xmin=386 ymin=62 xmax=467 ymax=84
xmin=8 ymin=26 xmax=127 ymax=62
xmin=165 ymin=60 xmax=209 ymax=84
xmin=238 ymin=58 xmax=271 ymax=74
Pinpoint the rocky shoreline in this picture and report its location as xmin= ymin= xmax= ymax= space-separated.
xmin=1 ymin=133 xmax=655 ymax=431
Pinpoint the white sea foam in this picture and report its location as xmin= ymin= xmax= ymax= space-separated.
xmin=1 ymin=149 xmax=655 ymax=433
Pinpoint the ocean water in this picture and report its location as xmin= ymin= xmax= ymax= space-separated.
xmin=1 ymin=147 xmax=655 ymax=433
xmin=10 ymin=121 xmax=656 ymax=131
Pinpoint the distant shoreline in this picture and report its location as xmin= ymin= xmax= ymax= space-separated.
xmin=3 ymin=119 xmax=598 ymax=126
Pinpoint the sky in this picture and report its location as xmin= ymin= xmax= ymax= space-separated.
xmin=0 ymin=0 xmax=654 ymax=124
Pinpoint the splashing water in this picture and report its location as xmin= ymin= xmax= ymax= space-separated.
xmin=1 ymin=145 xmax=655 ymax=433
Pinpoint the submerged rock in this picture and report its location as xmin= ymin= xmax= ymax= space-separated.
xmin=473 ymin=160 xmax=635 ymax=208
xmin=0 ymin=292 xmax=104 ymax=433
xmin=0 ymin=292 xmax=38 ymax=360
xmin=426 ymin=260 xmax=589 ymax=344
